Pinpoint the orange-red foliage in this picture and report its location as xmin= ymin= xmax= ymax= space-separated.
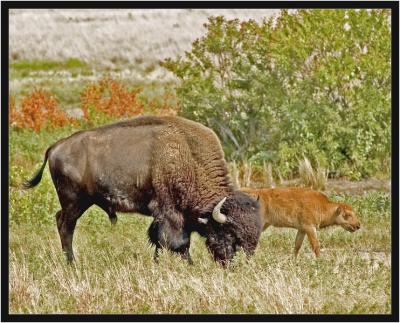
xmin=9 ymin=90 xmax=75 ymax=132
xmin=80 ymin=77 xmax=143 ymax=119
xmin=147 ymin=91 xmax=180 ymax=116
xmin=9 ymin=79 xmax=179 ymax=132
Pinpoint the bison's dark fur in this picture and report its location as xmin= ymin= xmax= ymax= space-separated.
xmin=25 ymin=116 xmax=262 ymax=265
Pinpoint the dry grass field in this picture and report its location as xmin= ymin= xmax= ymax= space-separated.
xmin=10 ymin=9 xmax=279 ymax=65
xmin=8 ymin=136 xmax=392 ymax=314
xmin=9 ymin=176 xmax=391 ymax=314
xmin=8 ymin=9 xmax=392 ymax=315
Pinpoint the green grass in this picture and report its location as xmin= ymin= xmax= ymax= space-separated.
xmin=10 ymin=58 xmax=93 ymax=108
xmin=11 ymin=58 xmax=88 ymax=72
xmin=9 ymin=141 xmax=392 ymax=314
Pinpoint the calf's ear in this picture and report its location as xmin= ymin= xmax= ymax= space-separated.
xmin=335 ymin=206 xmax=344 ymax=216
xmin=256 ymin=195 xmax=260 ymax=202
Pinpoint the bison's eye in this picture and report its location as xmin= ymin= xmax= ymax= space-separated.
xmin=343 ymin=213 xmax=351 ymax=220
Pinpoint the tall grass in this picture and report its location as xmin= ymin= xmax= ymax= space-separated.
xmin=298 ymin=157 xmax=329 ymax=190
xmin=262 ymin=161 xmax=275 ymax=188
xmin=8 ymin=131 xmax=391 ymax=314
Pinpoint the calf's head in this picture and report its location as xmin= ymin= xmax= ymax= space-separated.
xmin=335 ymin=203 xmax=361 ymax=232
xmin=204 ymin=191 xmax=262 ymax=266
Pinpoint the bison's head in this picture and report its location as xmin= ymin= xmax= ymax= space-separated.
xmin=335 ymin=203 xmax=361 ymax=232
xmin=203 ymin=191 xmax=262 ymax=266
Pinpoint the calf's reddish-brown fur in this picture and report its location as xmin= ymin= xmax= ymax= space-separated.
xmin=241 ymin=187 xmax=361 ymax=257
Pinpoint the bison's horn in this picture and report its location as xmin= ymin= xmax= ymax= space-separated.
xmin=212 ymin=197 xmax=227 ymax=223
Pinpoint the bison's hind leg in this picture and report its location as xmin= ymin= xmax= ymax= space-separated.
xmin=54 ymin=184 xmax=92 ymax=263
xmin=56 ymin=203 xmax=90 ymax=263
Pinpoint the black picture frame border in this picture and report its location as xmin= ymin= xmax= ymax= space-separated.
xmin=1 ymin=1 xmax=398 ymax=322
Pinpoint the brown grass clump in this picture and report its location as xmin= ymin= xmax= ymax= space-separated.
xmin=80 ymin=77 xmax=143 ymax=120
xmin=242 ymin=161 xmax=253 ymax=187
xmin=229 ymin=161 xmax=241 ymax=189
xmin=299 ymin=157 xmax=315 ymax=187
xmin=229 ymin=160 xmax=275 ymax=188
xmin=298 ymin=157 xmax=328 ymax=190
xmin=262 ymin=161 xmax=275 ymax=188
xmin=9 ymin=90 xmax=75 ymax=132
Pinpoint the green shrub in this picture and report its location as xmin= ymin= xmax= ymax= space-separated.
xmin=163 ymin=10 xmax=391 ymax=179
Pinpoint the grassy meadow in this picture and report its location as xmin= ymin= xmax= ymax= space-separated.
xmin=8 ymin=9 xmax=392 ymax=315
xmin=9 ymin=163 xmax=391 ymax=314
xmin=9 ymin=124 xmax=392 ymax=314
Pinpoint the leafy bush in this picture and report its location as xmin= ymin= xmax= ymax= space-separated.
xmin=163 ymin=9 xmax=391 ymax=179
xmin=80 ymin=77 xmax=144 ymax=126
xmin=9 ymin=90 xmax=76 ymax=132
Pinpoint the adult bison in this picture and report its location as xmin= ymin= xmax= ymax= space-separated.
xmin=24 ymin=116 xmax=262 ymax=265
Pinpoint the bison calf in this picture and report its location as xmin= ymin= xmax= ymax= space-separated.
xmin=241 ymin=187 xmax=361 ymax=257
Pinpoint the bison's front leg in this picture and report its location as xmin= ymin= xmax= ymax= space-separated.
xmin=148 ymin=216 xmax=193 ymax=264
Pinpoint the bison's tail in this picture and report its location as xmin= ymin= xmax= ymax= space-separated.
xmin=23 ymin=146 xmax=52 ymax=189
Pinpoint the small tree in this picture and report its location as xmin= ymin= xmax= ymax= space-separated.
xmin=163 ymin=9 xmax=391 ymax=179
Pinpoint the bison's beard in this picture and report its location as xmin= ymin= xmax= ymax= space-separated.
xmin=206 ymin=229 xmax=237 ymax=266
xmin=205 ymin=223 xmax=260 ymax=266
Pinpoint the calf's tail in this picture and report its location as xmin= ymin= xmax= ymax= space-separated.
xmin=23 ymin=146 xmax=52 ymax=189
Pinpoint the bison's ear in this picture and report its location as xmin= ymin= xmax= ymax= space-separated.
xmin=256 ymin=195 xmax=260 ymax=202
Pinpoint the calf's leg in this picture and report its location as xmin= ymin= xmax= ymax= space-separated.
xmin=304 ymin=225 xmax=320 ymax=257
xmin=294 ymin=230 xmax=306 ymax=257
